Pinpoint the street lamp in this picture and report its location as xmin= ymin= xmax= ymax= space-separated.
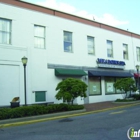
xmin=136 ymin=65 xmax=140 ymax=94
xmin=21 ymin=56 xmax=28 ymax=106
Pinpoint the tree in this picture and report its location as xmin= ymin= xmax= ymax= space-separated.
xmin=55 ymin=78 xmax=87 ymax=104
xmin=113 ymin=78 xmax=137 ymax=99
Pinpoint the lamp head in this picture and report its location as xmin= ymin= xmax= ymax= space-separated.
xmin=136 ymin=65 xmax=139 ymax=70
xmin=21 ymin=56 xmax=28 ymax=66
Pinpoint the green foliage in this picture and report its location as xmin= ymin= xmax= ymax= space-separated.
xmin=133 ymin=94 xmax=140 ymax=100
xmin=113 ymin=78 xmax=137 ymax=98
xmin=0 ymin=104 xmax=84 ymax=120
xmin=55 ymin=78 xmax=87 ymax=104
xmin=115 ymin=98 xmax=136 ymax=102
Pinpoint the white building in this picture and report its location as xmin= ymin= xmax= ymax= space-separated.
xmin=0 ymin=0 xmax=140 ymax=106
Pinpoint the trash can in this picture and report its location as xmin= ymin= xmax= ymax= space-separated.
xmin=10 ymin=97 xmax=20 ymax=108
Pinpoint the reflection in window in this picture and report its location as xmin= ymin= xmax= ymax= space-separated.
xmin=107 ymin=40 xmax=113 ymax=58
xmin=34 ymin=25 xmax=45 ymax=48
xmin=64 ymin=31 xmax=72 ymax=52
xmin=136 ymin=47 xmax=140 ymax=62
xmin=123 ymin=43 xmax=128 ymax=60
xmin=89 ymin=77 xmax=101 ymax=95
xmin=0 ymin=18 xmax=11 ymax=44
xmin=87 ymin=36 xmax=95 ymax=55
xmin=105 ymin=77 xmax=115 ymax=94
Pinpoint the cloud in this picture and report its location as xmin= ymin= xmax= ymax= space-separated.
xmin=95 ymin=14 xmax=129 ymax=26
xmin=34 ymin=0 xmax=129 ymax=27
xmin=37 ymin=0 xmax=76 ymax=13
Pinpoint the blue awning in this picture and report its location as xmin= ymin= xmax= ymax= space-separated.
xmin=88 ymin=70 xmax=133 ymax=77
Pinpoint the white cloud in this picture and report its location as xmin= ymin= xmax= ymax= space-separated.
xmin=95 ymin=14 xmax=129 ymax=26
xmin=37 ymin=0 xmax=76 ymax=13
xmin=34 ymin=0 xmax=129 ymax=27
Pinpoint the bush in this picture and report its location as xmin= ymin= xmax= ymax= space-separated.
xmin=133 ymin=94 xmax=140 ymax=100
xmin=55 ymin=78 xmax=87 ymax=104
xmin=115 ymin=98 xmax=136 ymax=102
xmin=0 ymin=104 xmax=84 ymax=120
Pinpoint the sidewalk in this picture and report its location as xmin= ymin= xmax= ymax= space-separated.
xmin=0 ymin=101 xmax=140 ymax=127
xmin=84 ymin=101 xmax=134 ymax=111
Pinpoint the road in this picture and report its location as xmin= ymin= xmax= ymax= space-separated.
xmin=0 ymin=105 xmax=140 ymax=140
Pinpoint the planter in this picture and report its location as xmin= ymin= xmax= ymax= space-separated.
xmin=10 ymin=102 xmax=20 ymax=108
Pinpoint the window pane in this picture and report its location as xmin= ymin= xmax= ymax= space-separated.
xmin=87 ymin=37 xmax=94 ymax=45
xmin=105 ymin=77 xmax=115 ymax=94
xmin=64 ymin=31 xmax=72 ymax=52
xmin=34 ymin=25 xmax=45 ymax=48
xmin=107 ymin=40 xmax=113 ymax=57
xmin=136 ymin=47 xmax=140 ymax=61
xmin=88 ymin=47 xmax=94 ymax=54
xmin=123 ymin=44 xmax=128 ymax=59
xmin=107 ymin=40 xmax=112 ymax=49
xmin=34 ymin=26 xmax=44 ymax=37
xmin=0 ymin=32 xmax=10 ymax=44
xmin=64 ymin=42 xmax=72 ymax=52
xmin=0 ymin=18 xmax=11 ymax=45
xmin=34 ymin=37 xmax=44 ymax=48
xmin=87 ymin=36 xmax=94 ymax=54
xmin=89 ymin=77 xmax=101 ymax=95
xmin=64 ymin=32 xmax=72 ymax=42
xmin=107 ymin=49 xmax=113 ymax=57
xmin=0 ymin=19 xmax=11 ymax=32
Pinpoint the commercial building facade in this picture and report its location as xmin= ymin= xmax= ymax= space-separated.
xmin=0 ymin=0 xmax=140 ymax=106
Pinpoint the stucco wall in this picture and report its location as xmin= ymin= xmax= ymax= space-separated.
xmin=0 ymin=2 xmax=140 ymax=106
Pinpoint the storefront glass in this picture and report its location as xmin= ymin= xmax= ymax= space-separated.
xmin=105 ymin=77 xmax=124 ymax=94
xmin=89 ymin=76 xmax=101 ymax=95
xmin=105 ymin=77 xmax=115 ymax=94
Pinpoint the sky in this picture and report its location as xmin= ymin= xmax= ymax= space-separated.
xmin=22 ymin=0 xmax=140 ymax=35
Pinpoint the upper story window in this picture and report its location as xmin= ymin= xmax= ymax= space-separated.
xmin=123 ymin=43 xmax=128 ymax=60
xmin=107 ymin=40 xmax=113 ymax=58
xmin=34 ymin=25 xmax=45 ymax=49
xmin=136 ymin=47 xmax=140 ymax=61
xmin=0 ymin=18 xmax=11 ymax=44
xmin=87 ymin=36 xmax=95 ymax=55
xmin=64 ymin=31 xmax=72 ymax=52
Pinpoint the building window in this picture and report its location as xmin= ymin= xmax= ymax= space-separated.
xmin=105 ymin=77 xmax=115 ymax=94
xmin=64 ymin=31 xmax=72 ymax=52
xmin=89 ymin=76 xmax=101 ymax=95
xmin=123 ymin=43 xmax=128 ymax=60
xmin=105 ymin=77 xmax=124 ymax=94
xmin=35 ymin=91 xmax=46 ymax=102
xmin=0 ymin=18 xmax=11 ymax=44
xmin=107 ymin=40 xmax=113 ymax=57
xmin=136 ymin=47 xmax=140 ymax=61
xmin=87 ymin=36 xmax=95 ymax=55
xmin=34 ymin=25 xmax=45 ymax=48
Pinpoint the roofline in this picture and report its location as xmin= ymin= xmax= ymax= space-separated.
xmin=1 ymin=0 xmax=140 ymax=39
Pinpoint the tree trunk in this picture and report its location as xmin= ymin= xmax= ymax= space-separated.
xmin=71 ymin=99 xmax=74 ymax=105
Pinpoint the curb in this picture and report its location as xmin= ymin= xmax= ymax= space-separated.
xmin=0 ymin=109 xmax=86 ymax=127
xmin=112 ymin=100 xmax=140 ymax=104
xmin=0 ymin=102 xmax=140 ymax=128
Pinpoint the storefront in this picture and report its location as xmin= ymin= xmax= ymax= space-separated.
xmin=87 ymin=58 xmax=133 ymax=103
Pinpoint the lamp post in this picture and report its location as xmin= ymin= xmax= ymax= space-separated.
xmin=136 ymin=65 xmax=140 ymax=94
xmin=21 ymin=56 xmax=28 ymax=106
